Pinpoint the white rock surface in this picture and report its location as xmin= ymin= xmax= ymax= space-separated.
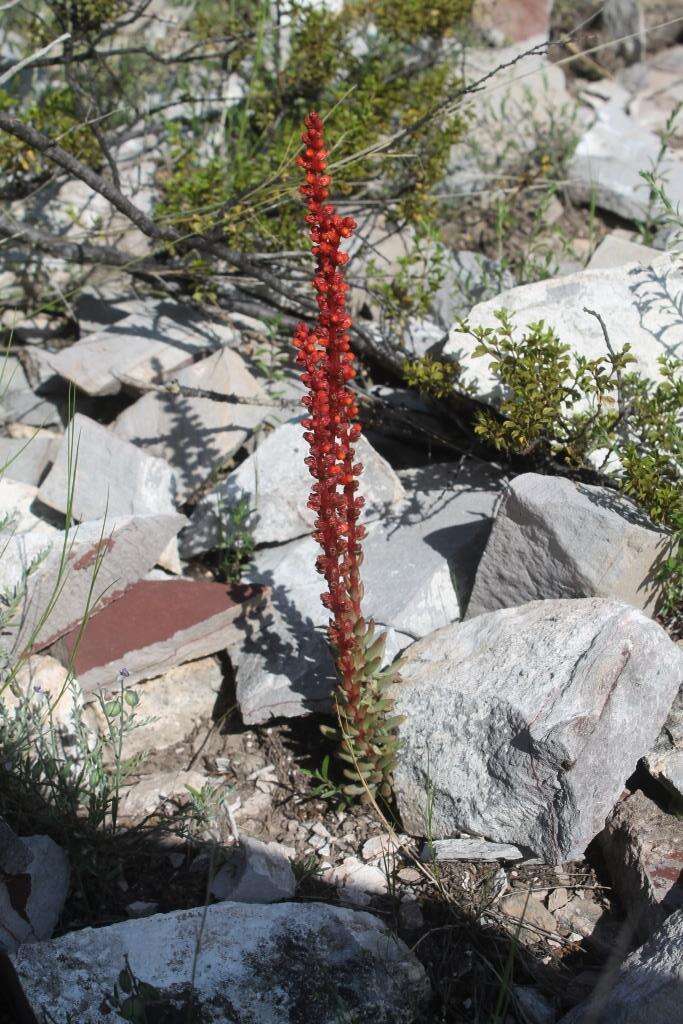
xmin=557 ymin=909 xmax=683 ymax=1024
xmin=618 ymin=45 xmax=683 ymax=138
xmin=4 ymin=655 xmax=87 ymax=763
xmin=0 ymin=434 xmax=59 ymax=486
xmin=6 ymin=900 xmax=430 ymax=1023
xmin=181 ymin=419 xmax=405 ymax=555
xmin=39 ymin=414 xmax=179 ymax=522
xmin=113 ymin=348 xmax=269 ymax=501
xmin=0 ymin=818 xmax=69 ymax=952
xmin=391 ymin=598 xmax=683 ymax=862
xmin=466 ymin=473 xmax=671 ymax=618
xmin=48 ymin=304 xmax=238 ymax=396
xmin=118 ymin=769 xmax=209 ymax=819
xmin=231 ymin=460 xmax=503 ymax=723
xmin=587 ymin=232 xmax=662 ymax=270
xmin=0 ymin=478 xmax=54 ymax=534
xmin=445 ymin=254 xmax=683 ymax=403
xmin=326 ymin=856 xmax=389 ymax=907
xmin=641 ymin=687 xmax=683 ymax=800
xmin=210 ymin=837 xmax=296 ymax=903
xmin=567 ymin=103 xmax=683 ymax=222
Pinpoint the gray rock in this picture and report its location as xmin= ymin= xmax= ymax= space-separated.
xmin=6 ymin=900 xmax=431 ymax=1023
xmin=567 ymin=103 xmax=683 ymax=222
xmin=48 ymin=304 xmax=238 ymax=396
xmin=599 ymin=789 xmax=683 ymax=941
xmin=431 ymin=250 xmax=515 ymax=328
xmin=5 ymin=655 xmax=88 ymax=763
xmin=0 ymin=818 xmax=69 ymax=952
xmin=112 ymin=348 xmax=269 ymax=502
xmin=618 ymin=44 xmax=683 ymax=138
xmin=231 ymin=460 xmax=503 ymax=723
xmin=0 ymin=434 xmax=59 ymax=486
xmin=499 ymin=890 xmax=558 ymax=943
xmin=181 ymin=419 xmax=405 ymax=555
xmin=421 ymin=838 xmax=523 ymax=862
xmin=117 ymin=769 xmax=209 ymax=820
xmin=557 ymin=909 xmax=683 ymax=1024
xmin=445 ymin=254 xmax=683 ymax=402
xmin=38 ymin=414 xmax=179 ymax=522
xmin=465 ymin=474 xmax=671 ymax=619
xmin=587 ymin=232 xmax=662 ymax=270
xmin=641 ymin=687 xmax=683 ymax=800
xmin=1 ymin=512 xmax=186 ymax=652
xmin=391 ymin=598 xmax=682 ymax=861
xmin=210 ymin=837 xmax=296 ymax=903
xmin=513 ymin=986 xmax=556 ymax=1024
xmin=0 ymin=478 xmax=57 ymax=534
xmin=0 ymin=355 xmax=62 ymax=427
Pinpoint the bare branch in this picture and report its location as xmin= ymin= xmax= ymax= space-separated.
xmin=0 ymin=32 xmax=70 ymax=87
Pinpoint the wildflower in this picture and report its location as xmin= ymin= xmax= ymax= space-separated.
xmin=293 ymin=111 xmax=401 ymax=797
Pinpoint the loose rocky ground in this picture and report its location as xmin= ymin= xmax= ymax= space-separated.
xmin=1 ymin=3 xmax=682 ymax=1023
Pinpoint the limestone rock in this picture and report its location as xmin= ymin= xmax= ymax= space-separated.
xmin=0 ymin=434 xmax=59 ymax=486
xmin=557 ymin=909 xmax=683 ymax=1024
xmin=113 ymin=348 xmax=269 ymax=502
xmin=466 ymin=474 xmax=671 ymax=618
xmin=445 ymin=254 xmax=683 ymax=403
xmin=231 ymin=460 xmax=503 ymax=723
xmin=391 ymin=598 xmax=682 ymax=861
xmin=499 ymin=891 xmax=558 ymax=943
xmin=0 ymin=478 xmax=56 ymax=534
xmin=118 ymin=769 xmax=209 ymax=820
xmin=5 ymin=901 xmax=431 ymax=1023
xmin=1 ymin=512 xmax=186 ymax=653
xmin=421 ymin=838 xmax=523 ymax=862
xmin=599 ymin=789 xmax=683 ymax=941
xmin=641 ymin=687 xmax=683 ymax=801
xmin=181 ymin=419 xmax=405 ymax=555
xmin=586 ymin=232 xmax=662 ymax=270
xmin=48 ymin=303 xmax=237 ymax=396
xmin=326 ymin=856 xmax=389 ymax=907
xmin=0 ymin=818 xmax=69 ymax=952
xmin=51 ymin=579 xmax=261 ymax=692
xmin=210 ymin=837 xmax=296 ymax=903
xmin=567 ymin=103 xmax=683 ymax=222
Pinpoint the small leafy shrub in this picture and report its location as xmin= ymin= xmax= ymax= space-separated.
xmin=215 ymin=495 xmax=256 ymax=583
xmin=403 ymin=354 xmax=461 ymax=399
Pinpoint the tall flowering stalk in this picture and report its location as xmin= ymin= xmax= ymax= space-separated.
xmin=293 ymin=111 xmax=401 ymax=797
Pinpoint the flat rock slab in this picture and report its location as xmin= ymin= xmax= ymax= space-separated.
xmin=47 ymin=304 xmax=237 ymax=396
xmin=0 ymin=436 xmax=59 ymax=486
xmin=0 ymin=818 xmax=69 ymax=952
xmin=599 ymin=789 xmax=683 ymax=941
xmin=0 ymin=479 xmax=53 ymax=534
xmin=113 ymin=347 xmax=269 ymax=502
xmin=391 ymin=598 xmax=682 ymax=862
xmin=587 ymin=233 xmax=663 ymax=270
xmin=466 ymin=473 xmax=671 ymax=618
xmin=557 ymin=909 xmax=683 ymax=1024
xmin=51 ymin=578 xmax=261 ymax=691
xmin=445 ymin=254 xmax=683 ymax=403
xmin=181 ymin=419 xmax=405 ymax=555
xmin=3 ymin=901 xmax=430 ymax=1024
xmin=618 ymin=45 xmax=683 ymax=138
xmin=231 ymin=460 xmax=503 ymax=723
xmin=2 ymin=513 xmax=186 ymax=654
xmin=0 ymin=355 xmax=62 ymax=427
xmin=38 ymin=414 xmax=179 ymax=523
xmin=421 ymin=838 xmax=523 ymax=862
xmin=567 ymin=103 xmax=683 ymax=222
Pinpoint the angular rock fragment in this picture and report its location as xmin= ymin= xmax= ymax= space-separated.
xmin=0 ymin=354 xmax=62 ymax=427
xmin=48 ymin=304 xmax=237 ymax=396
xmin=557 ymin=909 xmax=683 ymax=1024
xmin=113 ymin=348 xmax=269 ymax=501
xmin=38 ymin=414 xmax=179 ymax=522
xmin=0 ymin=434 xmax=59 ymax=486
xmin=466 ymin=473 xmax=671 ymax=618
xmin=445 ymin=254 xmax=683 ymax=402
xmin=0 ymin=479 xmax=55 ymax=534
xmin=3 ymin=901 xmax=430 ymax=1023
xmin=117 ymin=769 xmax=209 ymax=820
xmin=51 ymin=579 xmax=261 ymax=691
xmin=599 ymin=789 xmax=683 ymax=941
xmin=391 ymin=599 xmax=682 ymax=861
xmin=586 ymin=232 xmax=662 ymax=270
xmin=231 ymin=460 xmax=503 ymax=723
xmin=0 ymin=818 xmax=69 ymax=952
xmin=210 ymin=837 xmax=296 ymax=903
xmin=641 ymin=687 xmax=683 ymax=802
xmin=1 ymin=512 xmax=186 ymax=653
xmin=181 ymin=419 xmax=405 ymax=555
xmin=567 ymin=103 xmax=683 ymax=222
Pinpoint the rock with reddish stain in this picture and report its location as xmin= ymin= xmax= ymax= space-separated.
xmin=50 ymin=578 xmax=262 ymax=691
xmin=599 ymin=789 xmax=683 ymax=942
xmin=3 ymin=512 xmax=186 ymax=654
xmin=0 ymin=817 xmax=69 ymax=952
